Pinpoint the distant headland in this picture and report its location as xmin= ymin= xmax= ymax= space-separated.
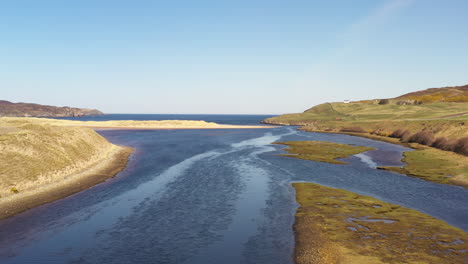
xmin=0 ymin=100 xmax=103 ymax=117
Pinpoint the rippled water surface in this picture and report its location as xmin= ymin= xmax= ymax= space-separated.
xmin=1 ymin=115 xmax=467 ymax=264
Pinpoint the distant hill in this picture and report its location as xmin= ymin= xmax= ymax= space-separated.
xmin=263 ymin=84 xmax=468 ymax=126
xmin=0 ymin=100 xmax=103 ymax=117
xmin=394 ymin=84 xmax=468 ymax=103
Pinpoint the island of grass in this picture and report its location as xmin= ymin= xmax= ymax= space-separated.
xmin=275 ymin=141 xmax=374 ymax=164
xmin=293 ymin=182 xmax=468 ymax=264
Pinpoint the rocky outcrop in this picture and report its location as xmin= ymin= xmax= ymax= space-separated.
xmin=0 ymin=100 xmax=103 ymax=117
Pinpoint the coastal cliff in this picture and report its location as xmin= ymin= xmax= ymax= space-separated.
xmin=0 ymin=100 xmax=103 ymax=117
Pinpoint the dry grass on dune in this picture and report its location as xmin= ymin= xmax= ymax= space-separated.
xmin=0 ymin=118 xmax=124 ymax=200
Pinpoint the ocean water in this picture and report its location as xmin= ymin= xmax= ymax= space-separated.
xmin=0 ymin=115 xmax=467 ymax=264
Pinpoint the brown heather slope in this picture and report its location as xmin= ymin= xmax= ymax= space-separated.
xmin=0 ymin=100 xmax=103 ymax=117
xmin=396 ymin=84 xmax=468 ymax=103
xmin=0 ymin=118 xmax=132 ymax=219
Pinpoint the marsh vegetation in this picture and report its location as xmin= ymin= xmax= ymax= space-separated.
xmin=294 ymin=183 xmax=468 ymax=264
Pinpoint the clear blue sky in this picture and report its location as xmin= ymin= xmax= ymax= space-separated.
xmin=1 ymin=0 xmax=467 ymax=114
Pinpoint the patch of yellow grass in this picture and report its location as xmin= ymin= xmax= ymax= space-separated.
xmin=275 ymin=141 xmax=374 ymax=164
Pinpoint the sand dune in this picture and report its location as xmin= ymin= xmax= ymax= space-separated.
xmin=0 ymin=118 xmax=132 ymax=219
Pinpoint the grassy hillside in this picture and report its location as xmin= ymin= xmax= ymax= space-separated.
xmin=266 ymin=101 xmax=468 ymax=124
xmin=264 ymin=86 xmax=468 ymax=142
xmin=0 ymin=118 xmax=126 ymax=199
xmin=264 ymin=85 xmax=468 ymax=187
xmin=265 ymin=84 xmax=468 ymax=125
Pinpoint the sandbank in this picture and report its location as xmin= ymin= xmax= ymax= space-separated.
xmin=0 ymin=117 xmax=276 ymax=130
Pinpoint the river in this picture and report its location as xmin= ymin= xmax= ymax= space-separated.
xmin=1 ymin=115 xmax=467 ymax=264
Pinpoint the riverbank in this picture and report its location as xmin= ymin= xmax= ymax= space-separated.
xmin=0 ymin=118 xmax=133 ymax=219
xmin=0 ymin=146 xmax=132 ymax=220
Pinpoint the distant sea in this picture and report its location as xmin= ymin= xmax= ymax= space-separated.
xmin=55 ymin=114 xmax=276 ymax=126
